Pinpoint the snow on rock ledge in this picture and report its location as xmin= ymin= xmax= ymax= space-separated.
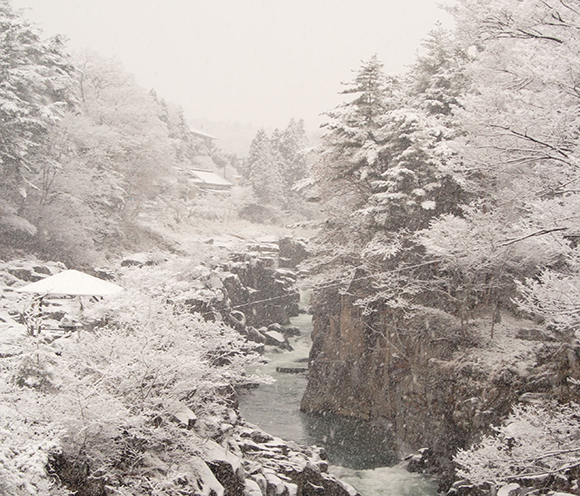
xmin=199 ymin=420 xmax=361 ymax=496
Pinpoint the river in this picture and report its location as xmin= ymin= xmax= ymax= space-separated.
xmin=237 ymin=312 xmax=438 ymax=496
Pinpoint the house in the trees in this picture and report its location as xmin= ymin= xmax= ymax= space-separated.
xmin=188 ymin=169 xmax=233 ymax=193
xmin=190 ymin=128 xmax=217 ymax=148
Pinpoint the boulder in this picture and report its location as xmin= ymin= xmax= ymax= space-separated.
xmin=278 ymin=237 xmax=309 ymax=269
xmin=8 ymin=268 xmax=41 ymax=282
xmin=205 ymin=440 xmax=245 ymax=496
xmin=245 ymin=327 xmax=267 ymax=344
xmin=262 ymin=329 xmax=293 ymax=351
xmin=268 ymin=323 xmax=301 ymax=338
xmin=121 ymin=252 xmax=166 ymax=267
xmin=169 ymin=401 xmax=197 ymax=430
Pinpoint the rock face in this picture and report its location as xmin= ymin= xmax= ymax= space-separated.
xmin=300 ymin=289 xmax=580 ymax=485
xmin=183 ymin=239 xmax=302 ymax=350
xmin=223 ymin=252 xmax=300 ymax=328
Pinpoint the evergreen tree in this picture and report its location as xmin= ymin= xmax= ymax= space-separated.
xmin=310 ymin=46 xmax=469 ymax=316
xmin=244 ymin=128 xmax=284 ymax=205
xmin=364 ymin=29 xmax=468 ymax=233
xmin=274 ymin=118 xmax=308 ymax=187
xmin=410 ymin=26 xmax=469 ymax=116
xmin=315 ymin=55 xmax=397 ymax=210
xmin=243 ymin=120 xmax=309 ymax=209
xmin=272 ymin=118 xmax=309 ymax=207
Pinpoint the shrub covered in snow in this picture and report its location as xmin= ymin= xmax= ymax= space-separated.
xmin=454 ymin=402 xmax=580 ymax=486
xmin=0 ymin=279 xmax=264 ymax=494
xmin=0 ymin=404 xmax=63 ymax=496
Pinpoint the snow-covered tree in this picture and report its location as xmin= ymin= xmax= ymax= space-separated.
xmin=0 ymin=0 xmax=74 ymax=242
xmin=309 ymin=46 xmax=468 ymax=316
xmin=455 ymin=402 xmax=580 ymax=486
xmin=410 ymin=26 xmax=469 ymax=117
xmin=417 ymin=0 xmax=580 ymax=331
xmin=243 ymin=128 xmax=285 ymax=206
xmin=450 ymin=0 xmax=580 ymax=201
xmin=0 ymin=267 xmax=266 ymax=495
xmin=315 ymin=54 xmax=397 ymax=211
xmin=516 ymin=249 xmax=580 ymax=335
xmin=272 ymin=118 xmax=309 ymax=199
xmin=362 ymin=28 xmax=468 ymax=233
xmin=74 ymin=52 xmax=175 ymax=220
xmin=10 ymin=50 xmax=183 ymax=265
xmin=242 ymin=120 xmax=309 ymax=211
xmin=316 ymin=45 xmax=467 ymax=237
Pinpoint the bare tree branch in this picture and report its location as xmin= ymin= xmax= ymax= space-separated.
xmin=500 ymin=227 xmax=568 ymax=247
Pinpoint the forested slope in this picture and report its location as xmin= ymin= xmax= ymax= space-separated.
xmin=0 ymin=0 xmax=241 ymax=268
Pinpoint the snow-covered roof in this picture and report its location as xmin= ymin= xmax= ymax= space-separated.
xmin=16 ymin=269 xmax=124 ymax=296
xmin=190 ymin=128 xmax=217 ymax=141
xmin=189 ymin=169 xmax=233 ymax=189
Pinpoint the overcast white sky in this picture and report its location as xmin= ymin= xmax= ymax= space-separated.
xmin=12 ymin=0 xmax=453 ymax=134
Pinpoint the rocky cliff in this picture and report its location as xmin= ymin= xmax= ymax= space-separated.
xmin=300 ymin=287 xmax=580 ymax=487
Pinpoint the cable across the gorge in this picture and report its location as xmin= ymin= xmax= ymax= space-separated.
xmin=201 ymin=257 xmax=443 ymax=316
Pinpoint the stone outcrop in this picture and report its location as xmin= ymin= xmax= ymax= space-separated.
xmin=229 ymin=423 xmax=358 ymax=496
xmin=182 ymin=239 xmax=302 ymax=350
xmin=223 ymin=244 xmax=300 ymax=328
xmin=0 ymin=259 xmax=66 ymax=286
xmin=278 ymin=236 xmax=309 ymax=269
xmin=300 ymin=288 xmax=580 ymax=488
xmin=48 ymin=404 xmax=359 ymax=496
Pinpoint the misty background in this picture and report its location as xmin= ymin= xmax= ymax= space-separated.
xmin=11 ymin=0 xmax=452 ymax=154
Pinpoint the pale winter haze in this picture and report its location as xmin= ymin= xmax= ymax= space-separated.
xmin=11 ymin=0 xmax=452 ymax=135
xmin=6 ymin=0 xmax=580 ymax=495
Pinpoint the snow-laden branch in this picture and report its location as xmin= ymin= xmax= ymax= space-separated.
xmin=499 ymin=227 xmax=568 ymax=247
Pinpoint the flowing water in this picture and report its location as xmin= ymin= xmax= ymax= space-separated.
xmin=238 ymin=312 xmax=438 ymax=496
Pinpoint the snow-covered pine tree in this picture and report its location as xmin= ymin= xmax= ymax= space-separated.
xmin=274 ymin=119 xmax=308 ymax=189
xmin=362 ymin=27 xmax=468 ymax=234
xmin=309 ymin=44 xmax=468 ymax=315
xmin=315 ymin=54 xmax=396 ymax=212
xmin=244 ymin=128 xmax=285 ymax=206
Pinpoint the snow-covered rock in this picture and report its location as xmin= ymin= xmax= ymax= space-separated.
xmin=497 ymin=483 xmax=520 ymax=496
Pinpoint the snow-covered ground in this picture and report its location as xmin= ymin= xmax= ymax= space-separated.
xmin=0 ymin=309 xmax=26 ymax=357
xmin=455 ymin=312 xmax=547 ymax=379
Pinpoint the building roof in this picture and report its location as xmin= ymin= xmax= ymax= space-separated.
xmin=16 ymin=270 xmax=124 ymax=296
xmin=190 ymin=128 xmax=218 ymax=141
xmin=188 ymin=169 xmax=233 ymax=189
